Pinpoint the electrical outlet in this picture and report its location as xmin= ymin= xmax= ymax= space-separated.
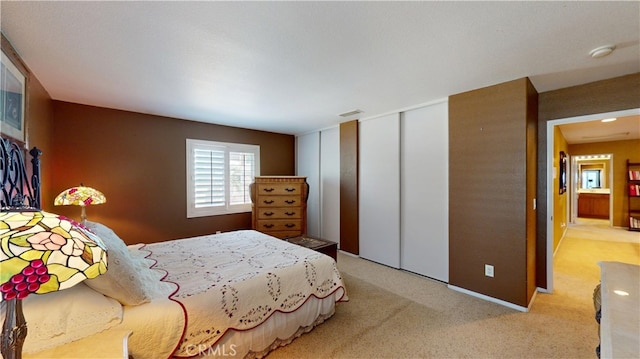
xmin=485 ymin=264 xmax=494 ymax=277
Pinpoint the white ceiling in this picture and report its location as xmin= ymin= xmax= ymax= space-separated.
xmin=558 ymin=115 xmax=640 ymax=145
xmin=1 ymin=1 xmax=639 ymax=136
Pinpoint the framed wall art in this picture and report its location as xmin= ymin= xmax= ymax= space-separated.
xmin=1 ymin=48 xmax=26 ymax=142
xmin=559 ymin=151 xmax=567 ymax=195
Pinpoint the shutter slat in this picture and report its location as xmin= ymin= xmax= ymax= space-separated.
xmin=193 ymin=148 xmax=225 ymax=208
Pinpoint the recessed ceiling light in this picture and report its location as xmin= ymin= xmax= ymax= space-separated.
xmin=601 ymin=118 xmax=617 ymax=122
xmin=590 ymin=45 xmax=616 ymax=58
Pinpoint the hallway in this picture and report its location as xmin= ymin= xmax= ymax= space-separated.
xmin=567 ymin=218 xmax=640 ymax=244
xmin=552 ymin=219 xmax=639 ymax=310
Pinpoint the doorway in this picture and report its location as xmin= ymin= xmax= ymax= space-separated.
xmin=571 ymin=154 xmax=613 ymax=225
xmin=545 ymin=108 xmax=640 ymax=292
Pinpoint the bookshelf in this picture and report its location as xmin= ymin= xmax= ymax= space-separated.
xmin=627 ymin=159 xmax=640 ymax=231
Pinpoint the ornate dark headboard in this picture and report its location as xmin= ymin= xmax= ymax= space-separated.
xmin=0 ymin=137 xmax=42 ymax=210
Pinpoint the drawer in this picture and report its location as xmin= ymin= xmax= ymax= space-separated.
xmin=256 ymin=183 xmax=304 ymax=196
xmin=256 ymin=195 xmax=302 ymax=207
xmin=257 ymin=208 xmax=302 ymax=219
xmin=264 ymin=230 xmax=303 ymax=239
xmin=256 ymin=219 xmax=302 ymax=232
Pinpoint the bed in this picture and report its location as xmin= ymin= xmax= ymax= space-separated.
xmin=0 ymin=137 xmax=347 ymax=358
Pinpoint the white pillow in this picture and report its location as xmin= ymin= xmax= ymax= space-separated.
xmin=21 ymin=282 xmax=123 ymax=354
xmin=82 ymin=221 xmax=150 ymax=305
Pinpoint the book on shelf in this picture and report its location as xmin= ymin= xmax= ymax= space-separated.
xmin=630 ymin=170 xmax=640 ymax=181
xmin=631 ymin=216 xmax=640 ymax=229
xmin=630 ymin=184 xmax=640 ymax=197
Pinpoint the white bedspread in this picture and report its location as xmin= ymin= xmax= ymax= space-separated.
xmin=143 ymin=230 xmax=346 ymax=357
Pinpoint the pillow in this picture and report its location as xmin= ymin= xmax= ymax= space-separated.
xmin=22 ymin=282 xmax=123 ymax=354
xmin=82 ymin=221 xmax=150 ymax=305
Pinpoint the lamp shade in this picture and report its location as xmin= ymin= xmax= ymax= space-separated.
xmin=0 ymin=210 xmax=107 ymax=301
xmin=54 ymin=186 xmax=106 ymax=207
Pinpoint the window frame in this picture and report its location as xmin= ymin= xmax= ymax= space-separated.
xmin=186 ymin=138 xmax=260 ymax=218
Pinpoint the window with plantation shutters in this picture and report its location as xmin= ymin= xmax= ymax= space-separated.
xmin=186 ymin=139 xmax=260 ymax=217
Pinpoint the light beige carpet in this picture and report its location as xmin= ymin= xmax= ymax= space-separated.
xmin=268 ymin=224 xmax=639 ymax=358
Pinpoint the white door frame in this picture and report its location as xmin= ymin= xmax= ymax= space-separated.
xmin=545 ymin=108 xmax=640 ymax=292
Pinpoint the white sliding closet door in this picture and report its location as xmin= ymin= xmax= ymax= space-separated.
xmin=359 ymin=113 xmax=400 ymax=268
xmin=401 ymin=102 xmax=449 ymax=282
xmin=296 ymin=132 xmax=320 ymax=237
xmin=320 ymin=127 xmax=340 ymax=243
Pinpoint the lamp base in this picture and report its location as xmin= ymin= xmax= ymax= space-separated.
xmin=1 ymin=298 xmax=26 ymax=359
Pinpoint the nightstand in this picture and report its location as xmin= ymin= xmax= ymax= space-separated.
xmin=286 ymin=235 xmax=337 ymax=261
xmin=25 ymin=329 xmax=132 ymax=358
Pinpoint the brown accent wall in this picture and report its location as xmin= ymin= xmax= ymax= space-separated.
xmin=536 ymin=73 xmax=640 ymax=288
xmin=340 ymin=120 xmax=359 ymax=254
xmin=569 ymin=139 xmax=640 ymax=227
xmin=6 ymin=29 xmax=295 ymax=246
xmin=449 ymin=78 xmax=537 ymax=307
xmin=50 ymin=101 xmax=295 ymax=244
xmin=525 ymin=79 xmax=538 ymax=302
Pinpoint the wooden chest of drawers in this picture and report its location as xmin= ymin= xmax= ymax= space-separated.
xmin=250 ymin=176 xmax=308 ymax=239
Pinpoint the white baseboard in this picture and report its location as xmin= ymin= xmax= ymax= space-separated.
xmin=338 ymin=249 xmax=360 ymax=258
xmin=447 ymin=285 xmax=530 ymax=312
xmin=537 ymin=286 xmax=551 ymax=294
xmin=553 ymin=225 xmax=569 ymax=257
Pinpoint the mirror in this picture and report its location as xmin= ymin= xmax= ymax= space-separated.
xmin=581 ymin=169 xmax=601 ymax=189
xmin=576 ymin=157 xmax=609 ymax=190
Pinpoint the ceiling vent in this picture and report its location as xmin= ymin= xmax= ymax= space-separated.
xmin=582 ymin=132 xmax=630 ymax=140
xmin=339 ymin=109 xmax=363 ymax=118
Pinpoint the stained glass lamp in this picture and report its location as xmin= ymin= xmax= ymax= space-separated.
xmin=0 ymin=209 xmax=107 ymax=359
xmin=54 ymin=185 xmax=106 ymax=223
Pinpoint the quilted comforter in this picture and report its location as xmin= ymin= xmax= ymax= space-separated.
xmin=143 ymin=230 xmax=347 ymax=357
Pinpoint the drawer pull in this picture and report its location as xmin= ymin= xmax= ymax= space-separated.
xmin=285 ymin=223 xmax=295 ymax=228
xmin=263 ymin=188 xmax=275 ymax=192
xmin=263 ymin=200 xmax=274 ymax=204
xmin=285 ymin=187 xmax=296 ymax=192
xmin=284 ymin=200 xmax=296 ymax=204
xmin=264 ymin=212 xmax=274 ymax=216
xmin=285 ymin=212 xmax=295 ymax=216
xmin=263 ymin=224 xmax=274 ymax=228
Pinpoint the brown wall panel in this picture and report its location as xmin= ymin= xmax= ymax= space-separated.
xmin=25 ymin=75 xmax=54 ymax=208
xmin=50 ymin=101 xmax=295 ymax=244
xmin=536 ymin=73 xmax=640 ymax=288
xmin=450 ymin=78 xmax=536 ymax=307
xmin=525 ymin=79 xmax=538 ymax=302
xmin=340 ymin=120 xmax=359 ymax=254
